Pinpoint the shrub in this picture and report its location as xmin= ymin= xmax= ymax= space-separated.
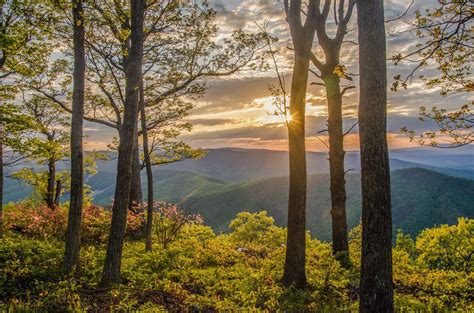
xmin=4 ymin=202 xmax=144 ymax=243
xmin=154 ymin=203 xmax=202 ymax=249
xmin=0 ymin=208 xmax=472 ymax=311
xmin=416 ymin=217 xmax=473 ymax=272
xmin=3 ymin=202 xmax=67 ymax=238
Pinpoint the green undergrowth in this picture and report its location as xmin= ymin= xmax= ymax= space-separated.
xmin=0 ymin=206 xmax=472 ymax=311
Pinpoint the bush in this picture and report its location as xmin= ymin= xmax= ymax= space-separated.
xmin=4 ymin=202 xmax=145 ymax=243
xmin=3 ymin=202 xmax=67 ymax=238
xmin=416 ymin=217 xmax=473 ymax=272
xmin=0 ymin=209 xmax=472 ymax=311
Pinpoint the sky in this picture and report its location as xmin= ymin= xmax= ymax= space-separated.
xmin=83 ymin=0 xmax=471 ymax=152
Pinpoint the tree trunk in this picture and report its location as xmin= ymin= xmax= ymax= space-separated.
xmin=129 ymin=133 xmax=142 ymax=212
xmin=46 ymin=159 xmax=56 ymax=209
xmin=140 ymin=81 xmax=154 ymax=252
xmin=101 ymin=0 xmax=145 ymax=286
xmin=282 ymin=53 xmax=309 ymax=288
xmin=324 ymin=74 xmax=349 ymax=264
xmin=0 ymin=122 xmax=3 ymax=238
xmin=357 ymin=0 xmax=394 ymax=311
xmin=54 ymin=179 xmax=61 ymax=207
xmin=64 ymin=0 xmax=86 ymax=274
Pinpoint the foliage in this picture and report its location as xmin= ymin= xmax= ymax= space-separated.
xmin=229 ymin=211 xmax=284 ymax=250
xmin=392 ymin=0 xmax=473 ymax=93
xmin=415 ymin=217 xmax=473 ymax=272
xmin=393 ymin=0 xmax=473 ymax=147
xmin=402 ymin=103 xmax=473 ymax=148
xmin=392 ymin=218 xmax=474 ymax=310
xmin=2 ymin=202 xmax=66 ymax=238
xmin=153 ymin=202 xmax=202 ymax=249
xmin=2 ymin=202 xmax=143 ymax=243
xmin=0 ymin=210 xmax=472 ymax=311
xmin=22 ymin=0 xmax=266 ymax=162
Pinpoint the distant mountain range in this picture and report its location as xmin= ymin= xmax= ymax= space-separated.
xmin=4 ymin=147 xmax=474 ymax=241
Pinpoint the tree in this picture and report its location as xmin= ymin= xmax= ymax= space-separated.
xmin=29 ymin=1 xmax=266 ymax=212
xmin=393 ymin=0 xmax=473 ymax=148
xmin=401 ymin=104 xmax=473 ymax=148
xmin=281 ymin=0 xmax=318 ymax=288
xmin=357 ymin=0 xmax=394 ymax=311
xmin=308 ymin=0 xmax=356 ymax=264
xmin=140 ymin=80 xmax=153 ymax=252
xmin=139 ymin=86 xmax=205 ymax=252
xmin=64 ymin=0 xmax=86 ymax=275
xmin=100 ymin=0 xmax=145 ymax=286
xmin=0 ymin=0 xmax=51 ymax=237
xmin=0 ymin=104 xmax=32 ymax=237
xmin=9 ymin=96 xmax=70 ymax=209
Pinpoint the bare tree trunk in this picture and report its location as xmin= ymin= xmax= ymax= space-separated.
xmin=307 ymin=0 xmax=355 ymax=263
xmin=54 ymin=179 xmax=62 ymax=207
xmin=0 ymin=122 xmax=3 ymax=238
xmin=0 ymin=5 xmax=5 ymax=238
xmin=129 ymin=133 xmax=142 ymax=212
xmin=140 ymin=81 xmax=153 ymax=252
xmin=324 ymin=74 xmax=349 ymax=264
xmin=357 ymin=0 xmax=394 ymax=311
xmin=64 ymin=0 xmax=86 ymax=274
xmin=101 ymin=0 xmax=145 ymax=286
xmin=46 ymin=158 xmax=56 ymax=209
xmin=283 ymin=53 xmax=309 ymax=288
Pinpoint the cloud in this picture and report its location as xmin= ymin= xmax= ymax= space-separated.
xmin=80 ymin=0 xmax=470 ymax=151
xmin=188 ymin=118 xmax=239 ymax=126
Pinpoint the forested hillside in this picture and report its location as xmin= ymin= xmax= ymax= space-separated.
xmin=6 ymin=167 xmax=473 ymax=241
xmin=177 ymin=168 xmax=474 ymax=240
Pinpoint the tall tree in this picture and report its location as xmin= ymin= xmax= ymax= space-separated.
xmin=139 ymin=109 xmax=205 ymax=252
xmin=308 ymin=0 xmax=356 ymax=264
xmin=27 ymin=1 xmax=265 ymax=212
xmin=100 ymin=0 xmax=145 ymax=286
xmin=0 ymin=0 xmax=50 ymax=236
xmin=281 ymin=0 xmax=318 ymax=288
xmin=63 ymin=0 xmax=86 ymax=274
xmin=140 ymin=80 xmax=153 ymax=252
xmin=357 ymin=0 xmax=394 ymax=311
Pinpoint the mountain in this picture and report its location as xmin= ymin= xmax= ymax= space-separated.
xmin=390 ymin=145 xmax=474 ymax=171
xmin=88 ymin=169 xmax=230 ymax=205
xmin=4 ymin=147 xmax=473 ymax=240
xmin=176 ymin=168 xmax=474 ymax=240
xmin=160 ymin=147 xmax=474 ymax=180
xmin=86 ymin=167 xmax=474 ymax=240
xmin=3 ymin=178 xmax=31 ymax=204
xmin=91 ymin=148 xmax=474 ymax=181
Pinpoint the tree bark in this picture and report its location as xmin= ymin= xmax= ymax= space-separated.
xmin=282 ymin=0 xmax=319 ymax=288
xmin=64 ymin=0 xmax=86 ymax=274
xmin=0 ymin=5 xmax=5 ymax=239
xmin=54 ymin=179 xmax=61 ymax=207
xmin=140 ymin=81 xmax=154 ymax=252
xmin=101 ymin=0 xmax=145 ymax=286
xmin=283 ymin=52 xmax=310 ymax=288
xmin=324 ymin=74 xmax=349 ymax=263
xmin=0 ymin=122 xmax=3 ymax=238
xmin=129 ymin=133 xmax=142 ymax=212
xmin=46 ymin=158 xmax=56 ymax=209
xmin=357 ymin=0 xmax=394 ymax=311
